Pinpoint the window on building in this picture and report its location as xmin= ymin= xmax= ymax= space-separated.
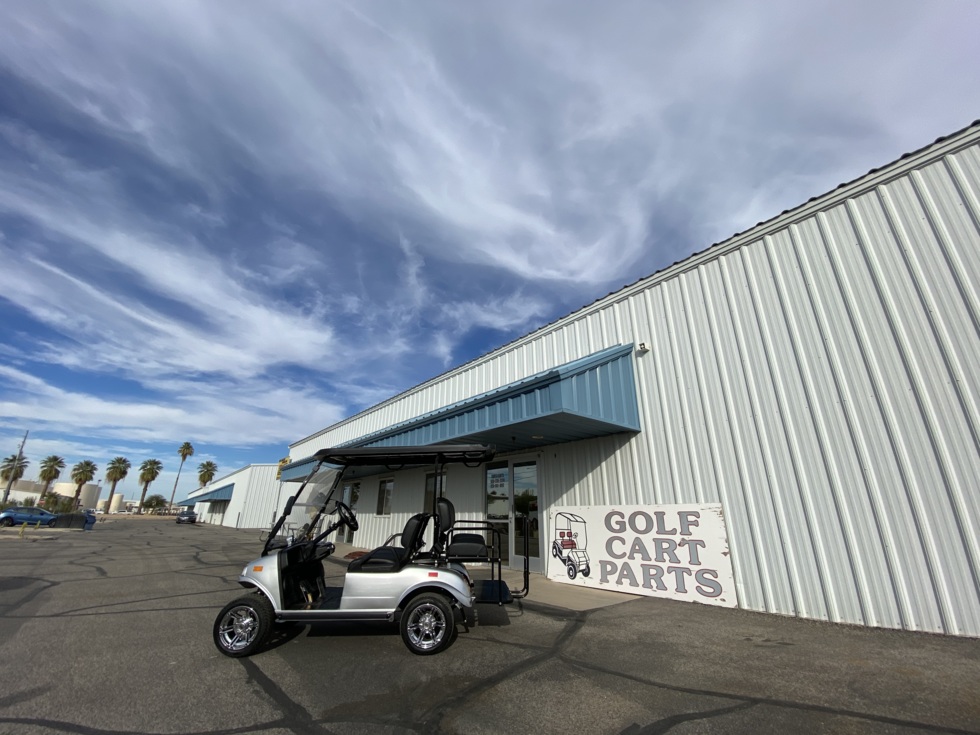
xmin=376 ymin=478 xmax=393 ymax=516
xmin=424 ymin=472 xmax=445 ymax=514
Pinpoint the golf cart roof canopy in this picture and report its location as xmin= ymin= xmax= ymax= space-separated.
xmin=311 ymin=443 xmax=495 ymax=468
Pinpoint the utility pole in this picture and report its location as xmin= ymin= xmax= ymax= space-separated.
xmin=2 ymin=430 xmax=29 ymax=504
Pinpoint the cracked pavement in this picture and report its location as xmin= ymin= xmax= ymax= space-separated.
xmin=1 ymin=518 xmax=978 ymax=734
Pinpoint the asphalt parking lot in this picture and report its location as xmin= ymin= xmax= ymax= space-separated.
xmin=1 ymin=517 xmax=978 ymax=735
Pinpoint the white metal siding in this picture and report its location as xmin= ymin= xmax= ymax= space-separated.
xmin=292 ymin=126 xmax=980 ymax=635
xmin=228 ymin=465 xmax=285 ymax=530
xmin=338 ymin=464 xmax=487 ymax=552
xmin=190 ymin=465 xmax=284 ymax=530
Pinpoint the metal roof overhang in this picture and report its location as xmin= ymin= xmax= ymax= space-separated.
xmin=280 ymin=344 xmax=641 ymax=482
xmin=176 ymin=483 xmax=234 ymax=505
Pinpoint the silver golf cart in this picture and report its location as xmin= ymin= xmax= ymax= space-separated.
xmin=212 ymin=444 xmax=529 ymax=657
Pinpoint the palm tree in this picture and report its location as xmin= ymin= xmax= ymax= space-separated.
xmin=37 ymin=455 xmax=66 ymax=505
xmin=103 ymin=457 xmax=131 ymax=514
xmin=136 ymin=458 xmax=164 ymax=514
xmin=169 ymin=442 xmax=194 ymax=511
xmin=1 ymin=453 xmax=30 ymax=485
xmin=70 ymin=460 xmax=98 ymax=510
xmin=197 ymin=460 xmax=218 ymax=488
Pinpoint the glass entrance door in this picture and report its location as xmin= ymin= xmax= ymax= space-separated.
xmin=484 ymin=459 xmax=541 ymax=571
xmin=512 ymin=461 xmax=540 ymax=572
xmin=485 ymin=462 xmax=510 ymax=565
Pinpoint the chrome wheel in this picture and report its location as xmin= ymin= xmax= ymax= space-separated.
xmin=400 ymin=593 xmax=456 ymax=655
xmin=217 ymin=605 xmax=260 ymax=652
xmin=213 ymin=595 xmax=274 ymax=657
xmin=406 ymin=603 xmax=446 ymax=651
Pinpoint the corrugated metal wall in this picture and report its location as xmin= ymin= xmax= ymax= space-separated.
xmin=326 ymin=464 xmax=487 ymax=552
xmin=292 ymin=125 xmax=980 ymax=635
xmin=234 ymin=464 xmax=286 ymax=530
xmin=192 ymin=464 xmax=285 ymax=530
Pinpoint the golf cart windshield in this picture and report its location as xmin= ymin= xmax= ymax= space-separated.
xmin=263 ymin=444 xmax=495 ymax=555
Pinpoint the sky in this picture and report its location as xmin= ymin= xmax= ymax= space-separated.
xmin=1 ymin=1 xmax=978 ymax=504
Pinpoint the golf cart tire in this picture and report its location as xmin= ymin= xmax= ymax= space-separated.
xmin=400 ymin=593 xmax=456 ymax=656
xmin=582 ymin=565 xmax=590 ymax=578
xmin=566 ymin=560 xmax=577 ymax=580
xmin=213 ymin=594 xmax=274 ymax=658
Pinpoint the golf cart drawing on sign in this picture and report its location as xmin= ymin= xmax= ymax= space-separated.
xmin=213 ymin=444 xmax=529 ymax=658
xmin=552 ymin=511 xmax=590 ymax=579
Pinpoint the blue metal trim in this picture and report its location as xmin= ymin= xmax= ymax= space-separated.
xmin=178 ymin=483 xmax=235 ymax=505
xmin=281 ymin=344 xmax=641 ymax=477
xmin=278 ymin=458 xmax=318 ymax=482
xmin=353 ymin=344 xmax=640 ymax=450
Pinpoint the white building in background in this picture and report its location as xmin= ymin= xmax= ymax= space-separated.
xmin=3 ymin=479 xmax=100 ymax=508
xmin=3 ymin=479 xmax=45 ymax=505
xmin=178 ymin=464 xmax=284 ymax=529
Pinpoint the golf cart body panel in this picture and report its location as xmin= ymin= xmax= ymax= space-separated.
xmin=237 ymin=562 xmax=473 ymax=616
xmin=339 ymin=566 xmax=472 ymax=610
xmin=238 ymin=554 xmax=283 ymax=609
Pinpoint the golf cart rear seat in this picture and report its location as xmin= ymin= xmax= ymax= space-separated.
xmin=434 ymin=497 xmax=494 ymax=561
xmin=347 ymin=513 xmax=430 ymax=573
xmin=426 ymin=497 xmax=523 ymax=604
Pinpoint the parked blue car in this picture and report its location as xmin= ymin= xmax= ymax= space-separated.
xmin=0 ymin=506 xmax=58 ymax=528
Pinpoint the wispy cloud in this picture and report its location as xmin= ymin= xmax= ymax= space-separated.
xmin=0 ymin=0 xmax=978 ymax=480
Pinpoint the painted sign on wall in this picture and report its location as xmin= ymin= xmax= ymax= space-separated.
xmin=547 ymin=504 xmax=737 ymax=608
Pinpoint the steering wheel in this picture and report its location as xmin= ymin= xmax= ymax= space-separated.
xmin=334 ymin=501 xmax=359 ymax=531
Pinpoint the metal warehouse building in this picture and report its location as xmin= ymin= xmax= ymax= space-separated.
xmin=279 ymin=121 xmax=980 ymax=637
xmin=179 ymin=463 xmax=283 ymax=529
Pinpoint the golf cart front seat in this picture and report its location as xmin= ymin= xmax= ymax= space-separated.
xmin=434 ymin=498 xmax=490 ymax=560
xmin=347 ymin=513 xmax=430 ymax=573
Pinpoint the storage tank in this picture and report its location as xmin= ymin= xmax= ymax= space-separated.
xmin=51 ymin=481 xmax=101 ymax=510
xmin=109 ymin=493 xmax=125 ymax=513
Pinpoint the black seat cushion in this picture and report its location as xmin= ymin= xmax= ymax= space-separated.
xmin=347 ymin=513 xmax=430 ymax=574
xmin=400 ymin=512 xmax=429 ymax=551
xmin=448 ymin=533 xmax=489 ymax=558
xmin=435 ymin=498 xmax=489 ymax=558
xmin=436 ymin=497 xmax=456 ymax=536
xmin=347 ymin=545 xmax=405 ymax=573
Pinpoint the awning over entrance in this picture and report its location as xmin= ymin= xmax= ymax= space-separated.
xmin=280 ymin=344 xmax=640 ymax=482
xmin=177 ymin=483 xmax=235 ymax=505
